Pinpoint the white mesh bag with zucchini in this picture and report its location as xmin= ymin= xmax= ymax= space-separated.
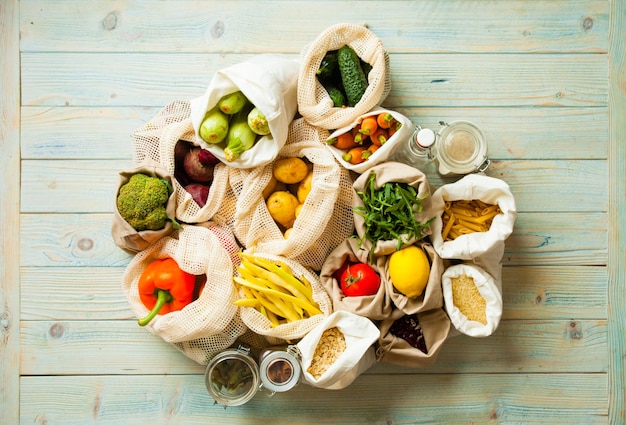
xmin=189 ymin=54 xmax=300 ymax=169
xmin=227 ymin=118 xmax=355 ymax=271
xmin=297 ymin=23 xmax=392 ymax=130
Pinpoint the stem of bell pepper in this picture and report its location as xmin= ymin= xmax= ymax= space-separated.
xmin=138 ymin=289 xmax=173 ymax=326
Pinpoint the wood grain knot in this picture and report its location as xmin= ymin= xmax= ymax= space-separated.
xmin=102 ymin=11 xmax=118 ymax=31
xmin=211 ymin=20 xmax=225 ymax=39
xmin=49 ymin=322 xmax=64 ymax=339
xmin=568 ymin=321 xmax=582 ymax=340
xmin=582 ymin=17 xmax=594 ymax=32
xmin=77 ymin=237 xmax=94 ymax=251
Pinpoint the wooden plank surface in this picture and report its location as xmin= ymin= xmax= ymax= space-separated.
xmin=4 ymin=0 xmax=624 ymax=423
xmin=0 ymin=1 xmax=21 ymax=424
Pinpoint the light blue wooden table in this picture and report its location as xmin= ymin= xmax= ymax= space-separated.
xmin=2 ymin=1 xmax=625 ymax=423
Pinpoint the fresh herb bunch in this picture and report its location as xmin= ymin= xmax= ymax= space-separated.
xmin=354 ymin=171 xmax=434 ymax=261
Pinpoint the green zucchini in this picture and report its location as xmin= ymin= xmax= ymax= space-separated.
xmin=338 ymin=45 xmax=369 ymax=107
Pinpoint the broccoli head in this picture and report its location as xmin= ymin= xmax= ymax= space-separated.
xmin=117 ymin=173 xmax=172 ymax=231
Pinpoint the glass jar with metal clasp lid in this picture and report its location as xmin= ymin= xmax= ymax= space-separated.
xmin=205 ymin=344 xmax=302 ymax=407
xmin=433 ymin=120 xmax=490 ymax=176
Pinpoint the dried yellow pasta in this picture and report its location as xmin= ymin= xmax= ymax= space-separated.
xmin=440 ymin=199 xmax=502 ymax=241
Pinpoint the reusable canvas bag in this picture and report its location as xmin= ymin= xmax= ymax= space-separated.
xmin=430 ymin=173 xmax=517 ymax=285
xmin=442 ymin=263 xmax=503 ymax=337
xmin=122 ymin=224 xmax=240 ymax=346
xmin=297 ymin=310 xmax=380 ymax=390
xmin=320 ymin=238 xmax=393 ymax=321
xmin=298 ymin=23 xmax=392 ymax=130
xmin=111 ymin=160 xmax=178 ymax=253
xmin=384 ymin=240 xmax=445 ymax=315
xmin=190 ymin=54 xmax=300 ymax=169
xmin=352 ymin=162 xmax=435 ymax=258
xmin=376 ymin=307 xmax=451 ymax=368
xmin=228 ymin=118 xmax=355 ymax=271
xmin=130 ymin=100 xmax=232 ymax=224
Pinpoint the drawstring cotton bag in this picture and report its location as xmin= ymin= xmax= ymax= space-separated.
xmin=320 ymin=238 xmax=393 ymax=321
xmin=111 ymin=160 xmax=179 ymax=253
xmin=190 ymin=54 xmax=300 ymax=169
xmin=130 ymin=100 xmax=232 ymax=224
xmin=297 ymin=310 xmax=380 ymax=390
xmin=298 ymin=23 xmax=392 ymax=130
xmin=442 ymin=263 xmax=503 ymax=337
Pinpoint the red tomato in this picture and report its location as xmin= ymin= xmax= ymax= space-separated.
xmin=340 ymin=263 xmax=381 ymax=297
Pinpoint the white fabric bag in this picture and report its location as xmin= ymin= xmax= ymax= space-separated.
xmin=442 ymin=263 xmax=503 ymax=337
xmin=190 ymin=54 xmax=300 ymax=169
xmin=297 ymin=310 xmax=380 ymax=390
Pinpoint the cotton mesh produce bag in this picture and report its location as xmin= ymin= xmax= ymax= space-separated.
xmin=122 ymin=224 xmax=242 ymax=351
xmin=228 ymin=118 xmax=355 ymax=271
xmin=111 ymin=160 xmax=179 ymax=253
xmin=130 ymin=100 xmax=232 ymax=224
xmin=234 ymin=252 xmax=333 ymax=343
xmin=320 ymin=238 xmax=393 ymax=321
xmin=298 ymin=23 xmax=392 ymax=130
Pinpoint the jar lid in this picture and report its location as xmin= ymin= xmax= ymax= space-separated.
xmin=205 ymin=346 xmax=260 ymax=406
xmin=436 ymin=120 xmax=489 ymax=175
xmin=259 ymin=346 xmax=302 ymax=393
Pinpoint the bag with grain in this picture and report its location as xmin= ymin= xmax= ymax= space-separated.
xmin=111 ymin=160 xmax=179 ymax=253
xmin=121 ymin=224 xmax=244 ymax=363
xmin=429 ymin=174 xmax=517 ymax=286
xmin=130 ymin=100 xmax=232 ymax=224
xmin=352 ymin=162 xmax=435 ymax=258
xmin=233 ymin=252 xmax=333 ymax=345
xmin=442 ymin=263 xmax=503 ymax=338
xmin=384 ymin=240 xmax=445 ymax=315
xmin=297 ymin=310 xmax=380 ymax=390
xmin=228 ymin=118 xmax=355 ymax=271
xmin=320 ymin=238 xmax=393 ymax=321
xmin=376 ymin=307 xmax=451 ymax=368
xmin=189 ymin=54 xmax=300 ymax=169
xmin=298 ymin=23 xmax=392 ymax=130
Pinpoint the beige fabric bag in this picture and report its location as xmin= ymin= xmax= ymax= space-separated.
xmin=384 ymin=240 xmax=445 ymax=315
xmin=228 ymin=118 xmax=355 ymax=271
xmin=320 ymin=238 xmax=393 ymax=321
xmin=298 ymin=23 xmax=392 ymax=130
xmin=111 ymin=160 xmax=178 ymax=253
xmin=130 ymin=100 xmax=232 ymax=224
xmin=122 ymin=224 xmax=240 ymax=346
xmin=376 ymin=307 xmax=451 ymax=368
xmin=235 ymin=252 xmax=333 ymax=343
xmin=352 ymin=162 xmax=435 ymax=258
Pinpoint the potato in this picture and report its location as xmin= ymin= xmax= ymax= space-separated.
xmin=266 ymin=191 xmax=299 ymax=228
xmin=297 ymin=170 xmax=314 ymax=203
xmin=273 ymin=157 xmax=309 ymax=184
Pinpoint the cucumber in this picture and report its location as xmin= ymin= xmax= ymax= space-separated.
xmin=316 ymin=50 xmax=339 ymax=82
xmin=337 ymin=45 xmax=369 ymax=107
xmin=325 ymin=85 xmax=347 ymax=108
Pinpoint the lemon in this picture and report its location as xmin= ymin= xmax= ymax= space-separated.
xmin=388 ymin=245 xmax=430 ymax=298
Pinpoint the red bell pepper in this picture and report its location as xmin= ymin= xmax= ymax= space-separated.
xmin=137 ymin=257 xmax=195 ymax=326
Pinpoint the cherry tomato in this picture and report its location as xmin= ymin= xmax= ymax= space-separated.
xmin=339 ymin=262 xmax=381 ymax=297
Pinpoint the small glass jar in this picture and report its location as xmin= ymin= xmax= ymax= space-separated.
xmin=435 ymin=120 xmax=490 ymax=175
xmin=258 ymin=345 xmax=302 ymax=394
xmin=205 ymin=345 xmax=260 ymax=407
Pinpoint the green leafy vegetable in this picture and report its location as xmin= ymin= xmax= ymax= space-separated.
xmin=354 ymin=171 xmax=434 ymax=262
